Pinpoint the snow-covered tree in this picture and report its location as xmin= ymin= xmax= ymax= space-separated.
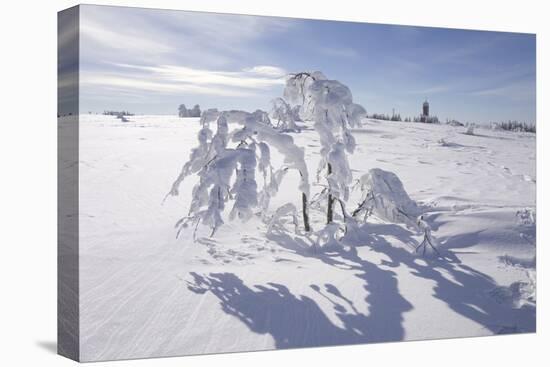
xmin=189 ymin=104 xmax=201 ymax=117
xmin=283 ymin=72 xmax=366 ymax=225
xmin=167 ymin=109 xmax=311 ymax=238
xmin=178 ymin=104 xmax=189 ymax=117
xmin=168 ymin=72 xmax=438 ymax=254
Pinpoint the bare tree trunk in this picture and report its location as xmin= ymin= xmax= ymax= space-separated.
xmin=298 ymin=171 xmax=311 ymax=232
xmin=302 ymin=192 xmax=310 ymax=232
xmin=327 ymin=163 xmax=334 ymax=224
xmin=337 ymin=199 xmax=348 ymax=234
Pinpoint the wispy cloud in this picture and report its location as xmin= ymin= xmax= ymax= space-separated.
xmin=81 ymin=72 xmax=254 ymax=97
xmin=159 ymin=10 xmax=292 ymax=54
xmin=243 ymin=65 xmax=288 ymax=77
xmin=75 ymin=5 xmax=535 ymax=122
xmin=80 ymin=63 xmax=286 ymax=98
xmin=80 ymin=18 xmax=175 ymax=55
xmin=469 ymin=80 xmax=535 ymax=101
xmin=79 ymin=5 xmax=294 ymax=67
xmin=114 ymin=63 xmax=286 ymax=89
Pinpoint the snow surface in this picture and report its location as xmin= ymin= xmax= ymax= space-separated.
xmin=72 ymin=114 xmax=536 ymax=361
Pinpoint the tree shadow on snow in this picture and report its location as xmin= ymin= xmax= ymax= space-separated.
xmin=187 ymin=268 xmax=411 ymax=349
xmin=187 ymin=226 xmax=413 ymax=348
xmin=344 ymin=222 xmax=535 ymax=335
xmin=187 ymin=221 xmax=534 ymax=349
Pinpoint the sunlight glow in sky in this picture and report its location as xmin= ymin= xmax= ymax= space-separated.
xmin=74 ymin=5 xmax=536 ymax=124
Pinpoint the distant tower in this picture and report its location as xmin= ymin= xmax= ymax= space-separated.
xmin=422 ymin=99 xmax=429 ymax=117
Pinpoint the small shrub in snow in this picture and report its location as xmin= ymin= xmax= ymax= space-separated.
xmin=465 ymin=124 xmax=475 ymax=135
xmin=415 ymin=215 xmax=441 ymax=257
xmin=446 ymin=119 xmax=464 ymax=127
xmin=266 ymin=203 xmax=299 ymax=234
xmin=353 ymin=168 xmax=420 ymax=226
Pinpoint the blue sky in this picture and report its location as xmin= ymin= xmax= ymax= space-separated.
xmin=77 ymin=5 xmax=536 ymax=124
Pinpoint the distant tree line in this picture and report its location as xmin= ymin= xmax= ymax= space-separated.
xmin=368 ymin=113 xmax=440 ymax=124
xmin=414 ymin=115 xmax=439 ymax=124
xmin=178 ymin=104 xmax=201 ymax=118
xmin=103 ymin=110 xmax=134 ymax=116
xmin=491 ymin=120 xmax=536 ymax=133
xmin=367 ymin=111 xmax=534 ymax=134
xmin=367 ymin=113 xmax=403 ymax=122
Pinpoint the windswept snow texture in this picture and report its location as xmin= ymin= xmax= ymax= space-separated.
xmin=76 ymin=115 xmax=536 ymax=361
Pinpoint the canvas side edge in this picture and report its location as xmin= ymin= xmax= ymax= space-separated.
xmin=57 ymin=5 xmax=80 ymax=362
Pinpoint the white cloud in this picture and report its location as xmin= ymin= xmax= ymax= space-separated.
xmin=80 ymin=64 xmax=286 ymax=97
xmin=80 ymin=17 xmax=175 ymax=55
xmin=77 ymin=6 xmax=295 ymax=106
xmin=79 ymin=5 xmax=294 ymax=67
xmin=81 ymin=72 xmax=254 ymax=97
xmin=160 ymin=10 xmax=291 ymax=53
xmin=242 ymin=65 xmax=288 ymax=77
xmin=113 ymin=64 xmax=286 ymax=89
